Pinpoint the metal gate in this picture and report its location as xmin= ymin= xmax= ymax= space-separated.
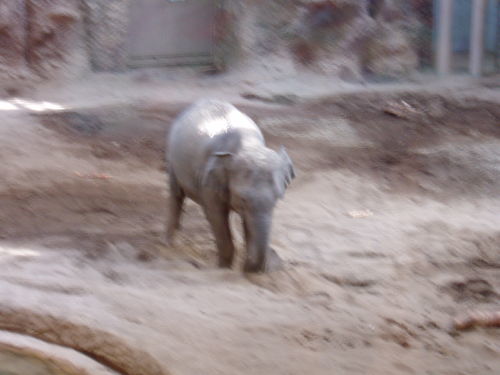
xmin=126 ymin=0 xmax=217 ymax=68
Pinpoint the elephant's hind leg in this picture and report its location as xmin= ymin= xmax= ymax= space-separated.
xmin=204 ymin=204 xmax=235 ymax=268
xmin=165 ymin=170 xmax=185 ymax=245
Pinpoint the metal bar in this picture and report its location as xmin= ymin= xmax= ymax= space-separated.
xmin=470 ymin=0 xmax=487 ymax=76
xmin=436 ymin=0 xmax=453 ymax=75
xmin=495 ymin=0 xmax=499 ymax=70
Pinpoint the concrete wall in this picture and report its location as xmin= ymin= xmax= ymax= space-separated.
xmin=83 ymin=0 xmax=130 ymax=72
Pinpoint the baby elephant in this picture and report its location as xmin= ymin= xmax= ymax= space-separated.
xmin=165 ymin=99 xmax=295 ymax=272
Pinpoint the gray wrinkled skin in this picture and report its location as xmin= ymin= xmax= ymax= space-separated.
xmin=165 ymin=99 xmax=295 ymax=273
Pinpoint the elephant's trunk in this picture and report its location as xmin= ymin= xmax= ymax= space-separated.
xmin=243 ymin=211 xmax=272 ymax=272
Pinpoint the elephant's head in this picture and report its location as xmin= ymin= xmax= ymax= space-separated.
xmin=203 ymin=146 xmax=295 ymax=272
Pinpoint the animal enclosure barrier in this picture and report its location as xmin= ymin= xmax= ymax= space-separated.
xmin=126 ymin=0 xmax=218 ymax=68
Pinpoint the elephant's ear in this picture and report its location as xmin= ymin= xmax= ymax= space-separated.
xmin=273 ymin=172 xmax=286 ymax=200
xmin=201 ymin=152 xmax=232 ymax=196
xmin=274 ymin=147 xmax=295 ymax=200
xmin=279 ymin=146 xmax=295 ymax=187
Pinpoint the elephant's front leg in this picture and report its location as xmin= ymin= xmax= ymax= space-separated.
xmin=242 ymin=217 xmax=266 ymax=273
xmin=204 ymin=204 xmax=236 ymax=268
xmin=242 ymin=215 xmax=283 ymax=273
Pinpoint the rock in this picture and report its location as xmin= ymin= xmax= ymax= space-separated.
xmin=0 ymin=0 xmax=31 ymax=89
xmin=365 ymin=24 xmax=419 ymax=78
xmin=289 ymin=0 xmax=375 ymax=76
xmin=26 ymin=0 xmax=89 ymax=79
xmin=0 ymin=305 xmax=171 ymax=375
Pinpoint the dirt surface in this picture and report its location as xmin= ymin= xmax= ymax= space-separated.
xmin=0 ymin=82 xmax=499 ymax=375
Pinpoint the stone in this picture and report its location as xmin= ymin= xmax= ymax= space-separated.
xmin=25 ymin=0 xmax=88 ymax=79
xmin=0 ymin=0 xmax=31 ymax=91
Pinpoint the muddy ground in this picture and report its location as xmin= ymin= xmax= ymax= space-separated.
xmin=0 ymin=83 xmax=499 ymax=375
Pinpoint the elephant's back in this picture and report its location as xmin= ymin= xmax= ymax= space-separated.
xmin=167 ymin=99 xmax=262 ymax=197
xmin=172 ymin=99 xmax=259 ymax=138
xmin=169 ymin=99 xmax=262 ymax=154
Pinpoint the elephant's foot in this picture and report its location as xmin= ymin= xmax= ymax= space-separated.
xmin=218 ymin=254 xmax=234 ymax=268
xmin=266 ymin=248 xmax=284 ymax=272
xmin=164 ymin=219 xmax=182 ymax=246
xmin=244 ymin=248 xmax=283 ymax=273
xmin=162 ymin=232 xmax=175 ymax=247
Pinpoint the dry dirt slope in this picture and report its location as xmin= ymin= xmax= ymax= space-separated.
xmin=0 ymin=91 xmax=499 ymax=375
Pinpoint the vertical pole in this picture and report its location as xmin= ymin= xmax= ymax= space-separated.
xmin=436 ymin=0 xmax=453 ymax=75
xmin=469 ymin=0 xmax=487 ymax=77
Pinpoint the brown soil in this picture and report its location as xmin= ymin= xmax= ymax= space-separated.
xmin=0 ymin=87 xmax=499 ymax=375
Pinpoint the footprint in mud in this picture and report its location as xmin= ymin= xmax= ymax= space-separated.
xmin=392 ymin=362 xmax=416 ymax=374
xmin=379 ymin=318 xmax=419 ymax=349
xmin=286 ymin=226 xmax=313 ymax=243
xmin=321 ymin=273 xmax=377 ymax=288
xmin=442 ymin=278 xmax=498 ymax=303
xmin=467 ymin=257 xmax=500 ymax=269
xmin=293 ymin=328 xmax=335 ymax=351
xmin=246 ymin=266 xmax=335 ymax=298
xmin=281 ymin=225 xmax=325 ymax=263
xmin=346 ymin=251 xmax=388 ymax=259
